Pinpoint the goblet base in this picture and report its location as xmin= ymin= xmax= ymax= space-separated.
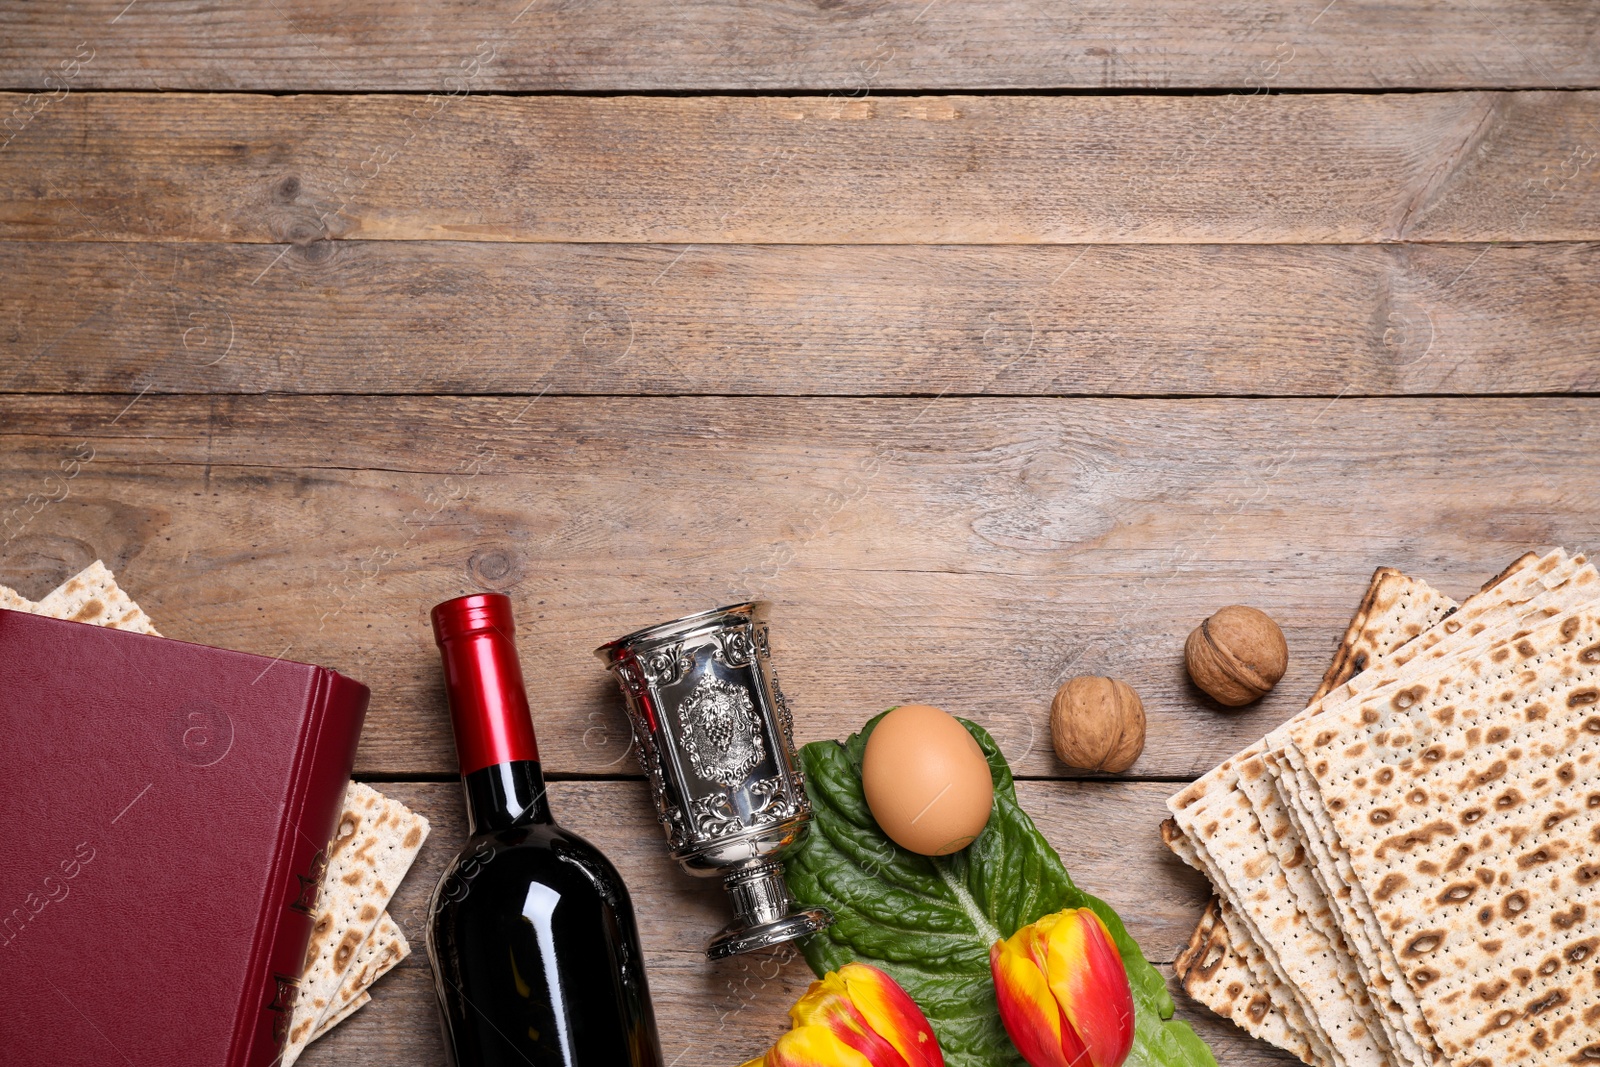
xmin=707 ymin=907 xmax=835 ymax=960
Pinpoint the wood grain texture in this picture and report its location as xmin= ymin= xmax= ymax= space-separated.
xmin=1 ymin=0 xmax=1596 ymax=93
xmin=2 ymin=9 xmax=1578 ymax=1067
xmin=4 ymin=240 xmax=1599 ymax=396
xmin=295 ymin=780 xmax=1292 ymax=1067
xmin=3 ymin=92 xmax=1598 ymax=244
xmin=1 ymin=394 xmax=1592 ymax=779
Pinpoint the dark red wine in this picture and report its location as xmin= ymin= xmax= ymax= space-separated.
xmin=428 ymin=593 xmax=663 ymax=1067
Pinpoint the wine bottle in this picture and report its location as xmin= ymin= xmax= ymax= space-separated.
xmin=428 ymin=593 xmax=663 ymax=1067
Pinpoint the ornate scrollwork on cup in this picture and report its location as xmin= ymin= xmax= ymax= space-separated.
xmin=641 ymin=644 xmax=694 ymax=687
xmin=716 ymin=628 xmax=755 ymax=667
xmin=747 ymin=776 xmax=795 ymax=826
xmin=769 ymin=669 xmax=795 ymax=742
xmin=632 ymin=731 xmax=687 ymax=850
xmin=659 ymin=803 xmax=688 ymax=850
xmin=690 ymin=791 xmax=744 ymax=839
xmin=678 ymin=676 xmax=765 ymax=787
xmin=615 ymin=660 xmax=646 ymax=696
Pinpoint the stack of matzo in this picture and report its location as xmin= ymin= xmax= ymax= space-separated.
xmin=0 ymin=563 xmax=429 ymax=1062
xmin=1165 ymin=549 xmax=1600 ymax=1067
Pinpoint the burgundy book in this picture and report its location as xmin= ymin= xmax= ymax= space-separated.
xmin=0 ymin=608 xmax=368 ymax=1067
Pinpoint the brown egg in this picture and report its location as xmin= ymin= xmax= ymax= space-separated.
xmin=861 ymin=704 xmax=995 ymax=856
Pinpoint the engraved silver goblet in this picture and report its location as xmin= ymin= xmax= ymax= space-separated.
xmin=595 ymin=602 xmax=834 ymax=959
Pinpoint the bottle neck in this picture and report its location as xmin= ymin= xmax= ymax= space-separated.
xmin=435 ymin=609 xmax=542 ymax=776
xmin=463 ymin=760 xmax=554 ymax=834
xmin=432 ymin=593 xmax=550 ymax=833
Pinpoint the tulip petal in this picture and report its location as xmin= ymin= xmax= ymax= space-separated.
xmin=837 ymin=963 xmax=945 ymax=1067
xmin=787 ymin=968 xmax=914 ymax=1067
xmin=990 ymin=936 xmax=1088 ymax=1067
xmin=767 ymin=1024 xmax=877 ymax=1067
xmin=788 ymin=971 xmax=852 ymax=1028
xmin=1045 ymin=910 xmax=1135 ymax=1067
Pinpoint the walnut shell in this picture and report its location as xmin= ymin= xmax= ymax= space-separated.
xmin=1184 ymin=605 xmax=1288 ymax=707
xmin=1050 ymin=676 xmax=1146 ymax=773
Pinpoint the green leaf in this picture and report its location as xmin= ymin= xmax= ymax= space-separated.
xmin=785 ymin=711 xmax=1217 ymax=1067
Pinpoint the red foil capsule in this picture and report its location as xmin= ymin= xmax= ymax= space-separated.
xmin=431 ymin=592 xmax=541 ymax=775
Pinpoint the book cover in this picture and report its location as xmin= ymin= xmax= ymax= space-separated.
xmin=0 ymin=608 xmax=368 ymax=1066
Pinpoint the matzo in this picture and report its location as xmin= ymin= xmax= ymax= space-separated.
xmin=1165 ymin=550 xmax=1598 ymax=1064
xmin=1268 ymin=555 xmax=1595 ymax=1050
xmin=1285 ymin=603 xmax=1600 ymax=1066
xmin=1171 ymin=567 xmax=1469 ymax=1065
xmin=1173 ymin=898 xmax=1318 ymax=1066
xmin=1311 ymin=567 xmax=1461 ymax=704
xmin=308 ymin=990 xmax=370 ymax=1043
xmin=1171 ymin=566 xmax=1454 ymax=1061
xmin=1187 ymin=770 xmax=1380 ymax=1065
xmin=281 ymin=782 xmax=428 ymax=1066
xmin=1226 ymin=570 xmax=1458 ymax=1066
xmin=315 ymin=910 xmax=409 ymax=1031
xmin=1173 ymin=787 xmax=1341 ymax=1064
xmin=1238 ymin=567 xmax=1464 ymax=1067
xmin=1171 ymin=551 xmax=1569 ymax=1063
xmin=1270 ymin=555 xmax=1597 ymax=1059
xmin=1163 ymin=819 xmax=1326 ymax=1064
xmin=35 ymin=559 xmax=161 ymax=634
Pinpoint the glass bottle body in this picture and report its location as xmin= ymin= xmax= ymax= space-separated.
xmin=428 ymin=761 xmax=663 ymax=1067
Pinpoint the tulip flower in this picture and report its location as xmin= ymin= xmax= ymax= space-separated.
xmin=741 ymin=961 xmax=944 ymax=1067
xmin=989 ymin=907 xmax=1135 ymax=1067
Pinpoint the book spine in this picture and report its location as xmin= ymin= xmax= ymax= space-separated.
xmin=233 ymin=668 xmax=369 ymax=1067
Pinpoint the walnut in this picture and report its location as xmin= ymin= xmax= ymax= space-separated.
xmin=1185 ymin=605 xmax=1288 ymax=707
xmin=1050 ymin=676 xmax=1146 ymax=773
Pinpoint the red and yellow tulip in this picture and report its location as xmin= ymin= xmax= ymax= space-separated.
xmin=741 ymin=961 xmax=944 ymax=1067
xmin=989 ymin=908 xmax=1135 ymax=1067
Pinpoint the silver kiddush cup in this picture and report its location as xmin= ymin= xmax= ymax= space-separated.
xmin=595 ymin=602 xmax=833 ymax=959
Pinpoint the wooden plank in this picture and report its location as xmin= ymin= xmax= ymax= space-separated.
xmin=297 ymin=780 xmax=1292 ymax=1066
xmin=308 ymin=961 xmax=1300 ymax=1066
xmin=1 ymin=1 xmax=1596 ymax=93
xmin=4 ymin=240 xmax=1599 ymax=396
xmin=1 ymin=394 xmax=1593 ymax=779
xmin=3 ymin=92 xmax=1598 ymax=244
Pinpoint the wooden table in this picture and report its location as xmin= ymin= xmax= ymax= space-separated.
xmin=3 ymin=4 xmax=1599 ymax=1064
